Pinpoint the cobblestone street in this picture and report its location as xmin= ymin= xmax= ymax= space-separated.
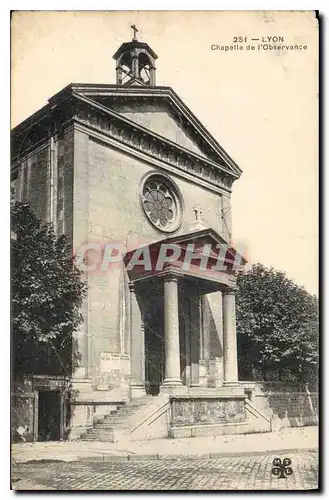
xmin=12 ymin=451 xmax=318 ymax=491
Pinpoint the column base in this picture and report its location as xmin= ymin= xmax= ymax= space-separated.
xmin=162 ymin=377 xmax=183 ymax=387
xmin=223 ymin=380 xmax=240 ymax=387
xmin=222 ymin=381 xmax=244 ymax=396
xmin=160 ymin=378 xmax=185 ymax=395
xmin=129 ymin=384 xmax=146 ymax=399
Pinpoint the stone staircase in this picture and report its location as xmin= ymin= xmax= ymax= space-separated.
xmin=79 ymin=392 xmax=274 ymax=441
xmin=80 ymin=395 xmax=160 ymax=442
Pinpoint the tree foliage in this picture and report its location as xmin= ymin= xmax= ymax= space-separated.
xmin=11 ymin=202 xmax=87 ymax=375
xmin=236 ymin=263 xmax=318 ymax=384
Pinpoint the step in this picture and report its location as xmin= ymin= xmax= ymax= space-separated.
xmin=85 ymin=427 xmax=113 ymax=436
xmin=81 ymin=432 xmax=115 ymax=440
xmin=93 ymin=411 xmax=118 ymax=422
xmin=113 ymin=412 xmax=138 ymax=419
xmin=170 ymin=421 xmax=250 ymax=438
xmin=115 ymin=408 xmax=142 ymax=414
xmin=94 ymin=422 xmax=125 ymax=429
xmin=97 ymin=419 xmax=129 ymax=425
xmin=80 ymin=434 xmax=116 ymax=442
xmin=104 ymin=408 xmax=144 ymax=419
xmin=87 ymin=422 xmax=128 ymax=432
xmin=94 ymin=417 xmax=116 ymax=424
xmin=117 ymin=403 xmax=146 ymax=411
xmin=104 ymin=414 xmax=136 ymax=422
xmin=79 ymin=396 xmax=157 ymax=441
xmin=83 ymin=427 xmax=128 ymax=436
xmin=126 ymin=401 xmax=149 ymax=407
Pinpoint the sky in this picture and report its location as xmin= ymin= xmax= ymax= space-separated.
xmin=11 ymin=10 xmax=319 ymax=295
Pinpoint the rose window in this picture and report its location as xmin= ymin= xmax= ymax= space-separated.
xmin=141 ymin=175 xmax=183 ymax=232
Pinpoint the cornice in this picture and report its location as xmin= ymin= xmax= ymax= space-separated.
xmin=11 ymin=86 xmax=239 ymax=192
xmin=73 ymin=121 xmax=232 ymax=196
xmin=12 ymin=83 xmax=242 ymax=178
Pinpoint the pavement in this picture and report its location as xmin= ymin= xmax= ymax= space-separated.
xmin=12 ymin=451 xmax=318 ymax=490
xmin=12 ymin=426 xmax=318 ymax=463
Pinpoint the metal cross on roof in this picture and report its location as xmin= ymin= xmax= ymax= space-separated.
xmin=131 ymin=24 xmax=138 ymax=41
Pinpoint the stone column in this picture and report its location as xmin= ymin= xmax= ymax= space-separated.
xmin=161 ymin=274 xmax=183 ymax=390
xmin=129 ymin=283 xmax=146 ymax=398
xmin=183 ymin=297 xmax=191 ymax=385
xmin=190 ymin=293 xmax=200 ymax=386
xmin=222 ymin=290 xmax=239 ymax=386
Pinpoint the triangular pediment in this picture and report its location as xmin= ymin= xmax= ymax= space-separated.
xmin=163 ymin=227 xmax=244 ymax=264
xmin=108 ymin=100 xmax=207 ymax=158
xmin=67 ymin=84 xmax=242 ymax=178
xmin=123 ymin=226 xmax=246 ymax=284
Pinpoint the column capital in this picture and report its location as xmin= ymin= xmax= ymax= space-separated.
xmin=163 ymin=270 xmax=181 ymax=283
xmin=222 ymin=288 xmax=236 ymax=296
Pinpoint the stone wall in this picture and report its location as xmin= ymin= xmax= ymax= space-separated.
xmin=11 ymin=377 xmax=35 ymax=443
xmin=267 ymin=391 xmax=318 ymax=428
xmin=241 ymin=382 xmax=319 ymax=429
xmin=19 ymin=144 xmax=51 ymax=223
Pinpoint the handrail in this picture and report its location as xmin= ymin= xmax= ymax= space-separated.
xmin=130 ymin=398 xmax=170 ymax=434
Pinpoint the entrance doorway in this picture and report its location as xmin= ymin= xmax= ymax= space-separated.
xmin=143 ymin=285 xmax=164 ymax=395
xmin=38 ymin=390 xmax=61 ymax=441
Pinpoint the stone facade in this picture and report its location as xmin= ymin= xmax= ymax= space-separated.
xmin=11 ymin=35 xmax=248 ymax=439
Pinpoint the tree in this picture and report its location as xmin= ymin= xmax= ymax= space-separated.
xmin=11 ymin=202 xmax=87 ymax=376
xmin=236 ymin=263 xmax=318 ymax=384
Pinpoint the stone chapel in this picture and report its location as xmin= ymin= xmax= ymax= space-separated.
xmin=12 ymin=30 xmax=265 ymax=442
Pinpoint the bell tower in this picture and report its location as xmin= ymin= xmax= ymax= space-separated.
xmin=112 ymin=25 xmax=158 ymax=86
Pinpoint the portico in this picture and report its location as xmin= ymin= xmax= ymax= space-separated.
xmin=125 ymin=227 xmax=245 ymax=398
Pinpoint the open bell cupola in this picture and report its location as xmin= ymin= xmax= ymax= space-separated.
xmin=112 ymin=25 xmax=158 ymax=86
